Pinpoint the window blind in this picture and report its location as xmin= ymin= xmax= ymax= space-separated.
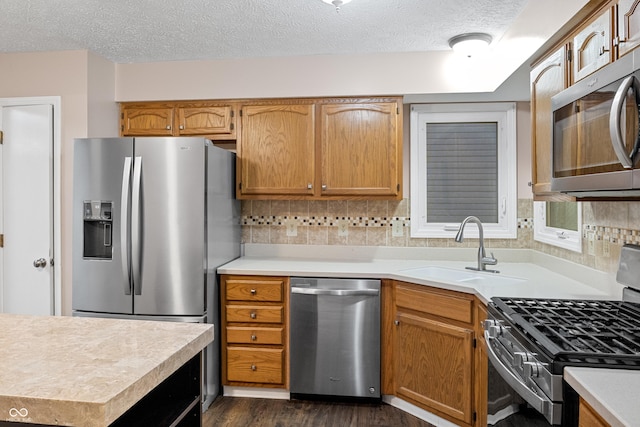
xmin=426 ymin=122 xmax=498 ymax=223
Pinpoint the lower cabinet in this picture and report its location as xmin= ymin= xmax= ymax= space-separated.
xmin=579 ymin=398 xmax=611 ymax=427
xmin=389 ymin=280 xmax=485 ymax=427
xmin=219 ymin=275 xmax=488 ymax=426
xmin=220 ymin=275 xmax=289 ymax=389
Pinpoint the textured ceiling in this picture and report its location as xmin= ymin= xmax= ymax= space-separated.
xmin=0 ymin=0 xmax=529 ymax=64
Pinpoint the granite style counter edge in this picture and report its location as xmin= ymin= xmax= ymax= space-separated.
xmin=0 ymin=314 xmax=213 ymax=427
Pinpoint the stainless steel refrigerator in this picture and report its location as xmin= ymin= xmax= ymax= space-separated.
xmin=72 ymin=137 xmax=240 ymax=409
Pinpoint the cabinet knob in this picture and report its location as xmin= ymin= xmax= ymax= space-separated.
xmin=179 ymin=124 xmax=184 ymax=130
xmin=251 ymin=335 xmax=257 ymax=341
xmin=394 ymin=320 xmax=400 ymax=326
xmin=322 ymin=184 xmax=327 ymax=191
xmin=250 ymin=289 xmax=257 ymax=295
xmin=251 ymin=365 xmax=257 ymax=371
xmin=307 ymin=183 xmax=313 ymax=189
xmin=165 ymin=125 xmax=171 ymax=130
xmin=250 ymin=312 xmax=257 ymax=319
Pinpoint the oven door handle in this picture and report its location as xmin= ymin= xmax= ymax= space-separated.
xmin=484 ymin=331 xmax=561 ymax=425
xmin=609 ymin=75 xmax=637 ymax=169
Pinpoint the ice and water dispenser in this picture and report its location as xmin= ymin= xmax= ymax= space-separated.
xmin=82 ymin=200 xmax=113 ymax=259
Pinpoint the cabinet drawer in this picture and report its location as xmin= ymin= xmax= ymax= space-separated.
xmin=226 ymin=278 xmax=284 ymax=302
xmin=396 ymin=283 xmax=473 ymax=324
xmin=226 ymin=347 xmax=284 ymax=384
xmin=226 ymin=305 xmax=283 ymax=323
xmin=226 ymin=326 xmax=284 ymax=345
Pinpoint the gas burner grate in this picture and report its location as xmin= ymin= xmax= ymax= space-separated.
xmin=493 ymin=298 xmax=640 ymax=364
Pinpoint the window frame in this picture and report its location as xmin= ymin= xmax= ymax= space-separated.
xmin=409 ymin=102 xmax=518 ymax=239
xmin=533 ymin=201 xmax=582 ymax=252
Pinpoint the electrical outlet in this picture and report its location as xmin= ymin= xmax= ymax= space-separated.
xmin=603 ymin=238 xmax=610 ymax=257
xmin=337 ymin=219 xmax=349 ymax=237
xmin=587 ymin=231 xmax=595 ymax=255
xmin=392 ymin=219 xmax=403 ymax=237
xmin=286 ymin=219 xmax=297 ymax=237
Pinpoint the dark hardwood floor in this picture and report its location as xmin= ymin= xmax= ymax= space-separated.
xmin=203 ymin=397 xmax=436 ymax=427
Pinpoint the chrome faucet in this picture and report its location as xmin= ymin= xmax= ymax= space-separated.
xmin=454 ymin=216 xmax=499 ymax=273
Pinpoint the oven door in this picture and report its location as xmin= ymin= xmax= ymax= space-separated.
xmin=484 ymin=329 xmax=565 ymax=426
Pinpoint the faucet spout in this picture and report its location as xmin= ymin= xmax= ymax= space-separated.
xmin=454 ymin=216 xmax=498 ymax=273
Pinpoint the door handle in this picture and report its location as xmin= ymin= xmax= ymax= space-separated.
xmin=121 ymin=157 xmax=132 ymax=295
xmin=33 ymin=258 xmax=47 ymax=268
xmin=291 ymin=287 xmax=379 ymax=296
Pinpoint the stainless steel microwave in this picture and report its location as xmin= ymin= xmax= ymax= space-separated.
xmin=551 ymin=49 xmax=640 ymax=197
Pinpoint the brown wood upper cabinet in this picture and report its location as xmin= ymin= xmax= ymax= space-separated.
xmin=237 ymin=96 xmax=403 ymax=200
xmin=120 ymin=101 xmax=237 ymax=140
xmin=237 ymin=102 xmax=316 ymax=197
xmin=319 ymin=102 xmax=401 ymax=197
xmin=530 ymin=45 xmax=574 ymax=200
xmin=572 ymin=6 xmax=613 ymax=83
xmin=616 ymin=0 xmax=640 ymax=57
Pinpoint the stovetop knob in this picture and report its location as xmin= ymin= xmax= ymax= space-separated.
xmin=523 ymin=361 xmax=541 ymax=378
xmin=513 ymin=351 xmax=530 ymax=368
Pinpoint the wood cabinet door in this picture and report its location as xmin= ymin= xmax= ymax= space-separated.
xmin=318 ymin=102 xmax=401 ymax=198
xmin=177 ymin=105 xmax=234 ymax=136
xmin=530 ymin=45 xmax=571 ymax=198
xmin=573 ymin=7 xmax=613 ymax=82
xmin=121 ymin=107 xmax=174 ymax=136
xmin=474 ymin=302 xmax=488 ymax=427
xmin=238 ymin=103 xmax=315 ymax=197
xmin=394 ymin=311 xmax=474 ymax=426
xmin=617 ymin=0 xmax=640 ymax=57
xmin=579 ymin=397 xmax=611 ymax=427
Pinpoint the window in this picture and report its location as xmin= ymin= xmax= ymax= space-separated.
xmin=410 ymin=103 xmax=517 ymax=239
xmin=534 ymin=201 xmax=582 ymax=252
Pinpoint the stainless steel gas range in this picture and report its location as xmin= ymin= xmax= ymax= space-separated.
xmin=483 ymin=244 xmax=640 ymax=426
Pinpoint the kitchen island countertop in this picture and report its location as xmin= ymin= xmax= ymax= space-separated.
xmin=0 ymin=314 xmax=213 ymax=426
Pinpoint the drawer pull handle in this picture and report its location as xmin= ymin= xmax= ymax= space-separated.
xmin=251 ymin=365 xmax=257 ymax=371
xmin=250 ymin=312 xmax=257 ymax=319
xmin=251 ymin=335 xmax=257 ymax=341
xmin=250 ymin=289 xmax=257 ymax=295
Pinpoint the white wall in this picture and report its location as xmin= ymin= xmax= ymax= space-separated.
xmin=0 ymin=50 xmax=116 ymax=315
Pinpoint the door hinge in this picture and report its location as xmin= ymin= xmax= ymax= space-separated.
xmin=567 ymin=49 xmax=573 ymax=62
xmin=231 ymin=110 xmax=235 ymax=118
xmin=396 ymin=106 xmax=399 ymax=115
xmin=120 ymin=112 xmax=124 ymax=119
xmin=239 ymin=182 xmax=242 ymax=190
xmin=230 ymin=123 xmax=234 ymax=131
xmin=473 ymin=411 xmax=477 ymax=423
xmin=0 ymin=234 xmax=3 ymax=248
xmin=0 ymin=130 xmax=3 ymax=144
xmin=240 ymin=109 xmax=243 ymax=117
xmin=397 ymin=183 xmax=400 ymax=192
xmin=473 ymin=338 xmax=477 ymax=348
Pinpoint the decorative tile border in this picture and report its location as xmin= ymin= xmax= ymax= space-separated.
xmin=242 ymin=216 xmax=640 ymax=246
xmin=242 ymin=215 xmax=410 ymax=228
xmin=584 ymin=224 xmax=640 ymax=245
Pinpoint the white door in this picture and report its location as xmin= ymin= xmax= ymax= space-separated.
xmin=0 ymin=104 xmax=54 ymax=315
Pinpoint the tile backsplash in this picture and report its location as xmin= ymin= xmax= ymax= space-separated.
xmin=241 ymin=199 xmax=640 ymax=273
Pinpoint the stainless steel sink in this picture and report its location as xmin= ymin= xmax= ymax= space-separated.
xmin=399 ymin=266 xmax=525 ymax=286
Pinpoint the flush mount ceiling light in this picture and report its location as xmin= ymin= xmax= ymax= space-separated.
xmin=448 ymin=33 xmax=493 ymax=57
xmin=322 ymin=0 xmax=353 ymax=12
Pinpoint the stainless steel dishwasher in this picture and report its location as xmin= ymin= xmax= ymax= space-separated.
xmin=290 ymin=277 xmax=381 ymax=400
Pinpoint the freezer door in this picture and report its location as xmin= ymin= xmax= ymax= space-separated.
xmin=132 ymin=137 xmax=206 ymax=315
xmin=72 ymin=138 xmax=134 ymax=314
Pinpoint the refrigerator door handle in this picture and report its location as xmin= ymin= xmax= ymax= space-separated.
xmin=132 ymin=156 xmax=143 ymax=295
xmin=121 ymin=157 xmax=132 ymax=295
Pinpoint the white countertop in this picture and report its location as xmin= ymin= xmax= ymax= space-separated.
xmin=565 ymin=367 xmax=640 ymax=427
xmin=219 ymin=245 xmax=623 ymax=303
xmin=219 ymin=244 xmax=634 ymax=425
xmin=0 ymin=314 xmax=213 ymax=427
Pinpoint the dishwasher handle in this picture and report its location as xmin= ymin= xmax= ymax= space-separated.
xmin=291 ymin=287 xmax=379 ymax=296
